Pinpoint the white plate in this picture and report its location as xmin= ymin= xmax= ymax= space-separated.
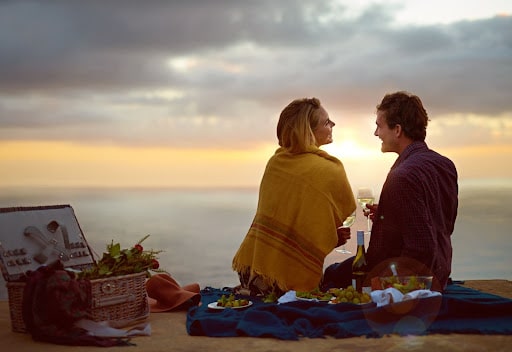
xmin=328 ymin=300 xmax=374 ymax=307
xmin=296 ymin=296 xmax=331 ymax=302
xmin=207 ymin=301 xmax=253 ymax=310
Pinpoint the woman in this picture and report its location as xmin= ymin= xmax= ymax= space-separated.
xmin=232 ymin=97 xmax=356 ymax=296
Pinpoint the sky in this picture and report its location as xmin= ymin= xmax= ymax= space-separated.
xmin=1 ymin=0 xmax=512 ymax=191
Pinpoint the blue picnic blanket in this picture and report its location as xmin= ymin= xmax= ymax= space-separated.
xmin=186 ymin=284 xmax=512 ymax=340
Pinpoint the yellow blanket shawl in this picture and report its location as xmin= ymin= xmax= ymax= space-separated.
xmin=232 ymin=147 xmax=356 ymax=292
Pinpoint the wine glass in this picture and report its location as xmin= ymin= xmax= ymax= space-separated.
xmin=335 ymin=210 xmax=356 ymax=254
xmin=356 ymin=187 xmax=375 ymax=234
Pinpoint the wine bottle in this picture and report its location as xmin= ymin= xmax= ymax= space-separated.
xmin=351 ymin=230 xmax=369 ymax=293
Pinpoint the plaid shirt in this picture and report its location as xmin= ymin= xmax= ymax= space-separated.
xmin=367 ymin=141 xmax=458 ymax=289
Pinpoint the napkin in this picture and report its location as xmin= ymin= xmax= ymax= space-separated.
xmin=278 ymin=290 xmax=298 ymax=304
xmin=74 ymin=319 xmax=151 ymax=337
xmin=371 ymin=288 xmax=404 ymax=307
xmin=403 ymin=289 xmax=441 ymax=301
xmin=370 ymin=288 xmax=441 ymax=307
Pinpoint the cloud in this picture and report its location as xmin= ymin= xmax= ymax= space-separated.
xmin=0 ymin=0 xmax=511 ymax=148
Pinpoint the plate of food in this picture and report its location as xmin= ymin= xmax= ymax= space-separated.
xmin=207 ymin=300 xmax=253 ymax=310
xmin=295 ymin=288 xmax=334 ymax=302
xmin=296 ymin=296 xmax=332 ymax=302
xmin=327 ymin=286 xmax=373 ymax=305
xmin=328 ymin=298 xmax=375 ymax=307
xmin=379 ymin=276 xmax=433 ymax=294
xmin=208 ymin=293 xmax=253 ymax=310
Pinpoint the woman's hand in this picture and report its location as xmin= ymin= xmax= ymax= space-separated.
xmin=336 ymin=226 xmax=351 ymax=247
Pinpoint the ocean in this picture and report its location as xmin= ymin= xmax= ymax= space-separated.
xmin=0 ymin=183 xmax=511 ymax=300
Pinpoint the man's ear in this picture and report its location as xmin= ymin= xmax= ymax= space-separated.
xmin=394 ymin=124 xmax=403 ymax=137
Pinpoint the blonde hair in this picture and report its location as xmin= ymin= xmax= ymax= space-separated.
xmin=276 ymin=97 xmax=323 ymax=153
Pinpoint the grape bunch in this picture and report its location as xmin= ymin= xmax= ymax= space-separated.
xmin=328 ymin=286 xmax=372 ymax=304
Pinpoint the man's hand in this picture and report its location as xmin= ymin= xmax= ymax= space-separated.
xmin=366 ymin=204 xmax=378 ymax=222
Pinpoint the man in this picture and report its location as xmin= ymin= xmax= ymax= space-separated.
xmin=366 ymin=91 xmax=458 ymax=291
xmin=321 ymin=91 xmax=458 ymax=292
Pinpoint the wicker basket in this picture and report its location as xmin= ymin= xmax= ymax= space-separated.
xmin=6 ymin=281 xmax=25 ymax=333
xmin=7 ymin=271 xmax=149 ymax=333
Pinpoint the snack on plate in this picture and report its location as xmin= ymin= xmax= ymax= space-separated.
xmin=328 ymin=285 xmax=372 ymax=304
xmin=216 ymin=293 xmax=250 ymax=308
xmin=296 ymin=287 xmax=334 ymax=301
xmin=379 ymin=276 xmax=433 ymax=294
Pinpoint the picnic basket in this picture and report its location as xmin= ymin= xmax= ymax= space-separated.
xmin=7 ymin=271 xmax=149 ymax=333
xmin=1 ymin=205 xmax=152 ymax=333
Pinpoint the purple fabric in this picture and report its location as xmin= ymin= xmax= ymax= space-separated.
xmin=22 ymin=261 xmax=133 ymax=347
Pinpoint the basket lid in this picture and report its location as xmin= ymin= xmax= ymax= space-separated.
xmin=0 ymin=204 xmax=95 ymax=282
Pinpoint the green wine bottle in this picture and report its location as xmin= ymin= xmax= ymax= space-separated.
xmin=351 ymin=230 xmax=369 ymax=293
